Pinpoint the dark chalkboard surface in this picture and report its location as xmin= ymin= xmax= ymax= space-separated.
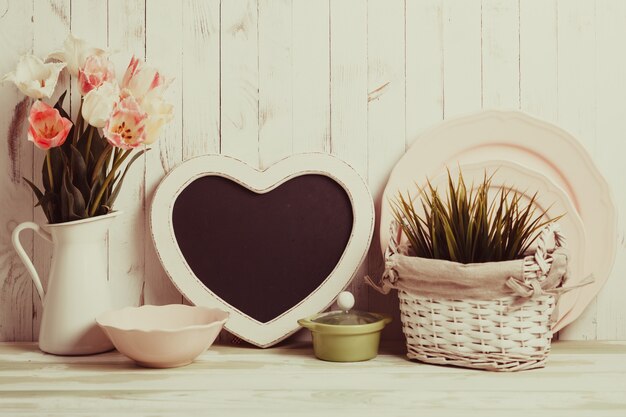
xmin=172 ymin=174 xmax=354 ymax=323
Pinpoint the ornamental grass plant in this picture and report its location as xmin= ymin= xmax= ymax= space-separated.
xmin=391 ymin=170 xmax=562 ymax=264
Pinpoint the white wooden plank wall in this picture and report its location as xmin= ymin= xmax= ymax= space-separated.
xmin=31 ymin=0 xmax=70 ymax=341
xmin=329 ymin=0 xmax=369 ymax=318
xmin=0 ymin=0 xmax=624 ymax=342
xmin=0 ymin=0 xmax=33 ymax=342
xmin=366 ymin=0 xmax=406 ymax=338
xmin=143 ymin=0 xmax=184 ymax=307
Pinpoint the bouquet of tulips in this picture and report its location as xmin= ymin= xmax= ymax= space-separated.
xmin=1 ymin=35 xmax=173 ymax=223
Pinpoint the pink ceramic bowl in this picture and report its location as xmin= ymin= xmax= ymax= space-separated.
xmin=97 ymin=304 xmax=229 ymax=368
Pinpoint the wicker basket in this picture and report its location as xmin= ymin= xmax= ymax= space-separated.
xmin=370 ymin=224 xmax=567 ymax=372
xmin=398 ymin=292 xmax=555 ymax=371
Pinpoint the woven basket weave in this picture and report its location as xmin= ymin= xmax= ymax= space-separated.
xmin=398 ymin=292 xmax=555 ymax=371
xmin=393 ymin=225 xmax=564 ymax=372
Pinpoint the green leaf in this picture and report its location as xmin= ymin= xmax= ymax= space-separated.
xmin=23 ymin=177 xmax=44 ymax=203
xmin=54 ymin=91 xmax=68 ymax=111
xmin=106 ymin=149 xmax=148 ymax=208
xmin=69 ymin=144 xmax=91 ymax=204
xmin=76 ymin=125 xmax=93 ymax=157
xmin=61 ymin=167 xmax=86 ymax=221
xmin=23 ymin=177 xmax=53 ymax=223
xmin=91 ymin=144 xmax=113 ymax=187
xmin=41 ymin=147 xmax=64 ymax=193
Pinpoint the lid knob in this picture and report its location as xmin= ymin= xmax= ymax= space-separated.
xmin=336 ymin=291 xmax=355 ymax=312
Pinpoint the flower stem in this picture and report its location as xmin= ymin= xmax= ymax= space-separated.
xmin=45 ymin=151 xmax=54 ymax=190
xmin=84 ymin=126 xmax=94 ymax=165
xmin=88 ymin=149 xmax=132 ymax=216
xmin=90 ymin=144 xmax=113 ymax=186
xmin=73 ymin=100 xmax=83 ymax=145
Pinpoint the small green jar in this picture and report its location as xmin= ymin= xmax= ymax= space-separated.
xmin=298 ymin=292 xmax=392 ymax=362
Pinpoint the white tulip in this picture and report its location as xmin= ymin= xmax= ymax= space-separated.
xmin=140 ymin=91 xmax=173 ymax=145
xmin=121 ymin=56 xmax=171 ymax=101
xmin=48 ymin=33 xmax=108 ymax=76
xmin=1 ymin=55 xmax=66 ymax=99
xmin=82 ymin=82 xmax=120 ymax=128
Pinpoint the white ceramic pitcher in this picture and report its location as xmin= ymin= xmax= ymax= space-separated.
xmin=11 ymin=212 xmax=120 ymax=355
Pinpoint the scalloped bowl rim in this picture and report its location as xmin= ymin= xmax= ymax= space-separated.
xmin=96 ymin=304 xmax=230 ymax=334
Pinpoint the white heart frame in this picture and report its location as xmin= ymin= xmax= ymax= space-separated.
xmin=150 ymin=153 xmax=374 ymax=347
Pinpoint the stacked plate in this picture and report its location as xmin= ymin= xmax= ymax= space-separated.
xmin=379 ymin=111 xmax=617 ymax=332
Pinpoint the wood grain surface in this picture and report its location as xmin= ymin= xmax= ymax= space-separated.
xmin=0 ymin=341 xmax=625 ymax=416
xmin=0 ymin=0 xmax=625 ymax=342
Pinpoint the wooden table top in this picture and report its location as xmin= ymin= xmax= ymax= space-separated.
xmin=1 ymin=341 xmax=625 ymax=417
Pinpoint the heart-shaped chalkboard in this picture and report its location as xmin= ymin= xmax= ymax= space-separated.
xmin=150 ymin=154 xmax=374 ymax=347
xmin=173 ymin=174 xmax=353 ymax=324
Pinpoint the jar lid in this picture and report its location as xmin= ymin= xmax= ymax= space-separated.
xmin=311 ymin=310 xmax=383 ymax=325
xmin=310 ymin=291 xmax=383 ymax=325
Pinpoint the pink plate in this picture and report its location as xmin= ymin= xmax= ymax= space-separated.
xmin=380 ymin=111 xmax=617 ymax=332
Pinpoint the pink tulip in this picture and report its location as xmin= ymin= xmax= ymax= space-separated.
xmin=77 ymin=55 xmax=115 ymax=96
xmin=103 ymin=96 xmax=147 ymax=150
xmin=121 ymin=56 xmax=167 ymax=100
xmin=27 ymin=100 xmax=73 ymax=150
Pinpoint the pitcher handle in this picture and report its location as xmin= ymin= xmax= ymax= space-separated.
xmin=12 ymin=222 xmax=52 ymax=301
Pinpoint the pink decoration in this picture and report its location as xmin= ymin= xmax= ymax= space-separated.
xmin=27 ymin=100 xmax=72 ymax=150
xmin=103 ymin=96 xmax=147 ymax=150
xmin=78 ymin=55 xmax=115 ymax=96
xmin=121 ymin=55 xmax=166 ymax=100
